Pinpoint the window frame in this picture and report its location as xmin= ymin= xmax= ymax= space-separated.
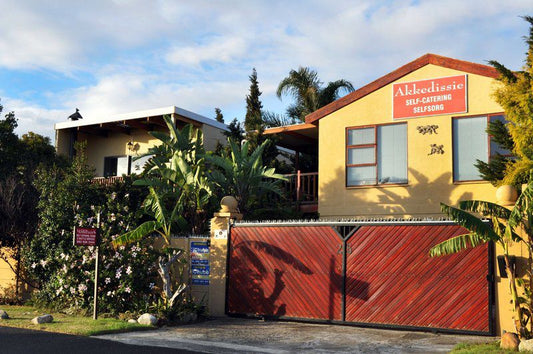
xmin=452 ymin=112 xmax=507 ymax=183
xmin=345 ymin=122 xmax=408 ymax=188
xmin=103 ymin=155 xmax=131 ymax=177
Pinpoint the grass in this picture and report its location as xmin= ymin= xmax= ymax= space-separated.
xmin=451 ymin=341 xmax=532 ymax=353
xmin=0 ymin=305 xmax=156 ymax=336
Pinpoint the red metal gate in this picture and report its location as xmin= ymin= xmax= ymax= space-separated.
xmin=226 ymin=221 xmax=493 ymax=334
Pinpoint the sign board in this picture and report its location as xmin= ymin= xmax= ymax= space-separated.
xmin=190 ymin=241 xmax=210 ymax=285
xmin=74 ymin=227 xmax=99 ymax=246
xmin=392 ymin=75 xmax=467 ymax=120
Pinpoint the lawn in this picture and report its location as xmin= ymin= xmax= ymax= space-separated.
xmin=451 ymin=341 xmax=532 ymax=353
xmin=0 ymin=305 xmax=155 ymax=336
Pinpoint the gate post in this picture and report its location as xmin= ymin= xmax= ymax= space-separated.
xmin=208 ymin=196 xmax=242 ymax=316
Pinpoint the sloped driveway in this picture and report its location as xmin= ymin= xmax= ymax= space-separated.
xmin=96 ymin=317 xmax=492 ymax=353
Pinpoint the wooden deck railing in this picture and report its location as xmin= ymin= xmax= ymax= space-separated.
xmin=282 ymin=171 xmax=318 ymax=203
xmin=92 ymin=176 xmax=125 ymax=186
xmin=92 ymin=171 xmax=319 ymax=205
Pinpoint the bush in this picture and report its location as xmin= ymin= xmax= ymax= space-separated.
xmin=24 ymin=147 xmax=160 ymax=315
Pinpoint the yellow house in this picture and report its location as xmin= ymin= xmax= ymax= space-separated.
xmin=269 ymin=53 xmax=504 ymax=218
xmin=55 ymin=106 xmax=228 ymax=177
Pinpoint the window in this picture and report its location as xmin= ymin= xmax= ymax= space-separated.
xmin=452 ymin=113 xmax=508 ymax=182
xmin=103 ymin=156 xmax=130 ymax=177
xmin=346 ymin=123 xmax=407 ymax=186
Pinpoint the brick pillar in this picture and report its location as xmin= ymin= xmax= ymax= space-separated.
xmin=208 ymin=196 xmax=242 ymax=316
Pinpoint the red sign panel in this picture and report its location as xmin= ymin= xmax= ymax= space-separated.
xmin=74 ymin=227 xmax=99 ymax=246
xmin=392 ymin=75 xmax=467 ymax=119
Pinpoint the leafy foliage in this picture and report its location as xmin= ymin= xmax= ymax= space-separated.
xmin=24 ymin=148 xmax=159 ymax=314
xmin=207 ymin=139 xmax=286 ymax=216
xmin=276 ymin=66 xmax=354 ymax=121
xmin=484 ymin=16 xmax=533 ymax=185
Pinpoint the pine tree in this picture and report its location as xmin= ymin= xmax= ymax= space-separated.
xmin=244 ymin=68 xmax=263 ymax=133
xmin=214 ymin=107 xmax=224 ymax=123
xmin=483 ymin=16 xmax=533 ymax=185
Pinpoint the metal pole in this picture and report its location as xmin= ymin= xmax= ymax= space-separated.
xmin=93 ymin=212 xmax=100 ymax=320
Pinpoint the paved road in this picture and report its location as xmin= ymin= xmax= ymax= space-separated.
xmin=0 ymin=326 xmax=199 ymax=354
xmin=97 ymin=317 xmax=494 ymax=353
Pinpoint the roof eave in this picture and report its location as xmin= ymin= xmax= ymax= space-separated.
xmin=305 ymin=53 xmax=500 ymax=124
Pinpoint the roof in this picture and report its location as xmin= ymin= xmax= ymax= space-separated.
xmin=263 ymin=123 xmax=318 ymax=154
xmin=305 ymin=53 xmax=500 ymax=124
xmin=55 ymin=106 xmax=228 ymax=131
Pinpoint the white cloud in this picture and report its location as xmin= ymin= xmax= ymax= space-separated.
xmin=166 ymin=37 xmax=247 ymax=66
xmin=1 ymin=0 xmax=532 ymax=141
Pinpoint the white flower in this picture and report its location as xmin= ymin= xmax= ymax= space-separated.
xmin=105 ymin=277 xmax=111 ymax=284
xmin=31 ymin=262 xmax=37 ymax=269
xmin=70 ymin=287 xmax=76 ymax=294
xmin=39 ymin=259 xmax=48 ymax=267
xmin=149 ymin=283 xmax=155 ymax=289
xmin=132 ymin=252 xmax=137 ymax=258
xmin=60 ymin=253 xmax=66 ymax=259
xmin=111 ymin=192 xmax=117 ymax=200
xmin=126 ymin=266 xmax=132 ymax=275
xmin=124 ymin=286 xmax=131 ymax=293
xmin=78 ymin=284 xmax=88 ymax=292
xmin=115 ymin=271 xmax=122 ymax=279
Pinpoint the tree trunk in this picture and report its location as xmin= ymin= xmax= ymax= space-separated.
xmin=506 ymin=253 xmax=526 ymax=337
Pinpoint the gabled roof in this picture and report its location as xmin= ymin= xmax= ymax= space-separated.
xmin=305 ymin=53 xmax=500 ymax=124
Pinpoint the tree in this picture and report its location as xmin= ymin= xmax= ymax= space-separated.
xmin=478 ymin=16 xmax=533 ymax=185
xmin=0 ymin=104 xmax=20 ymax=180
xmin=277 ymin=67 xmax=354 ymax=121
xmin=214 ymin=107 xmax=224 ymax=123
xmin=223 ymin=118 xmax=245 ymax=143
xmin=430 ymin=184 xmax=533 ymax=338
xmin=113 ymin=116 xmax=213 ymax=308
xmin=244 ymin=68 xmax=263 ymax=133
xmin=206 ymin=139 xmax=286 ymax=216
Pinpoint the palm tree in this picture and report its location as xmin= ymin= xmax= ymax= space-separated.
xmin=276 ymin=67 xmax=354 ymax=121
xmin=206 ymin=139 xmax=287 ymax=215
xmin=430 ymin=183 xmax=533 ymax=338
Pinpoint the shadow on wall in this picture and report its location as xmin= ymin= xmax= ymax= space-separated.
xmin=319 ymin=167 xmax=474 ymax=218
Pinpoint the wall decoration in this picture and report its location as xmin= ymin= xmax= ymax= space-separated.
xmin=417 ymin=125 xmax=439 ymax=135
xmin=428 ymin=144 xmax=444 ymax=155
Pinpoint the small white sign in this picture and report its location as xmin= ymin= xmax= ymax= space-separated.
xmin=214 ymin=229 xmax=228 ymax=239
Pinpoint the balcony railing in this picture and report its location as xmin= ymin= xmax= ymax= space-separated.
xmin=92 ymin=176 xmax=125 ymax=186
xmin=282 ymin=171 xmax=318 ymax=203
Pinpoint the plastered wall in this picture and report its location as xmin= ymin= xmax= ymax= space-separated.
xmin=318 ymin=64 xmax=502 ymax=218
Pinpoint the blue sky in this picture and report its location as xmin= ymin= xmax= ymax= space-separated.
xmin=0 ymin=0 xmax=531 ymax=140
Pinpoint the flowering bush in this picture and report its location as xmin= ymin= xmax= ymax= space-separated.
xmin=24 ymin=148 xmax=160 ymax=315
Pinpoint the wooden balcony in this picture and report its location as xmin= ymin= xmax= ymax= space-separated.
xmin=282 ymin=171 xmax=318 ymax=213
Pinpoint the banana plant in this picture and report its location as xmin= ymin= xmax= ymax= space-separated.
xmin=430 ymin=183 xmax=533 ymax=338
xmin=206 ymin=138 xmax=286 ymax=215
xmin=113 ymin=116 xmax=213 ymax=307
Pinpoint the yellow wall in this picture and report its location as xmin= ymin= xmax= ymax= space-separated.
xmin=79 ymin=128 xmax=164 ymax=177
xmin=318 ymin=64 xmax=502 ymax=218
xmin=71 ymin=123 xmax=225 ymax=177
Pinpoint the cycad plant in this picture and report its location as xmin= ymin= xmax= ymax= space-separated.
xmin=206 ymin=139 xmax=287 ymax=216
xmin=430 ymin=183 xmax=533 ymax=338
xmin=113 ymin=116 xmax=212 ymax=308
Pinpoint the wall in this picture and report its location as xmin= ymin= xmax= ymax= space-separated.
xmin=318 ymin=64 xmax=502 ymax=218
xmin=73 ymin=123 xmax=226 ymax=177
xmin=0 ymin=249 xmax=15 ymax=294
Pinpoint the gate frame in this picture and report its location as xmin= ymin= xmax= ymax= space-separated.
xmin=226 ymin=219 xmax=495 ymax=336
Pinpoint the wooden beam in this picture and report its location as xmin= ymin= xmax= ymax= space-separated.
xmin=124 ymin=119 xmax=154 ymax=131
xmin=100 ymin=123 xmax=131 ymax=135
xmin=77 ymin=126 xmax=108 ymax=137
xmin=146 ymin=116 xmax=168 ymax=128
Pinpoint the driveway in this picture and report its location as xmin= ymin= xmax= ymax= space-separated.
xmin=96 ymin=317 xmax=493 ymax=353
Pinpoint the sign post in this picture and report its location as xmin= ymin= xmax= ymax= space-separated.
xmin=73 ymin=212 xmax=100 ymax=320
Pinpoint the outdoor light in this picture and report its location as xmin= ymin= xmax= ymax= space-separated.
xmin=126 ymin=140 xmax=135 ymax=153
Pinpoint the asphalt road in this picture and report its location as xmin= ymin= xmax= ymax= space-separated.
xmin=0 ymin=326 xmax=200 ymax=354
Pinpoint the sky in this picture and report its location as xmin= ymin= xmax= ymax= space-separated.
xmin=0 ymin=0 xmax=531 ymax=141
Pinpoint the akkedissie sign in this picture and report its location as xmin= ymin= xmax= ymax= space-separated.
xmin=392 ymin=75 xmax=467 ymax=119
